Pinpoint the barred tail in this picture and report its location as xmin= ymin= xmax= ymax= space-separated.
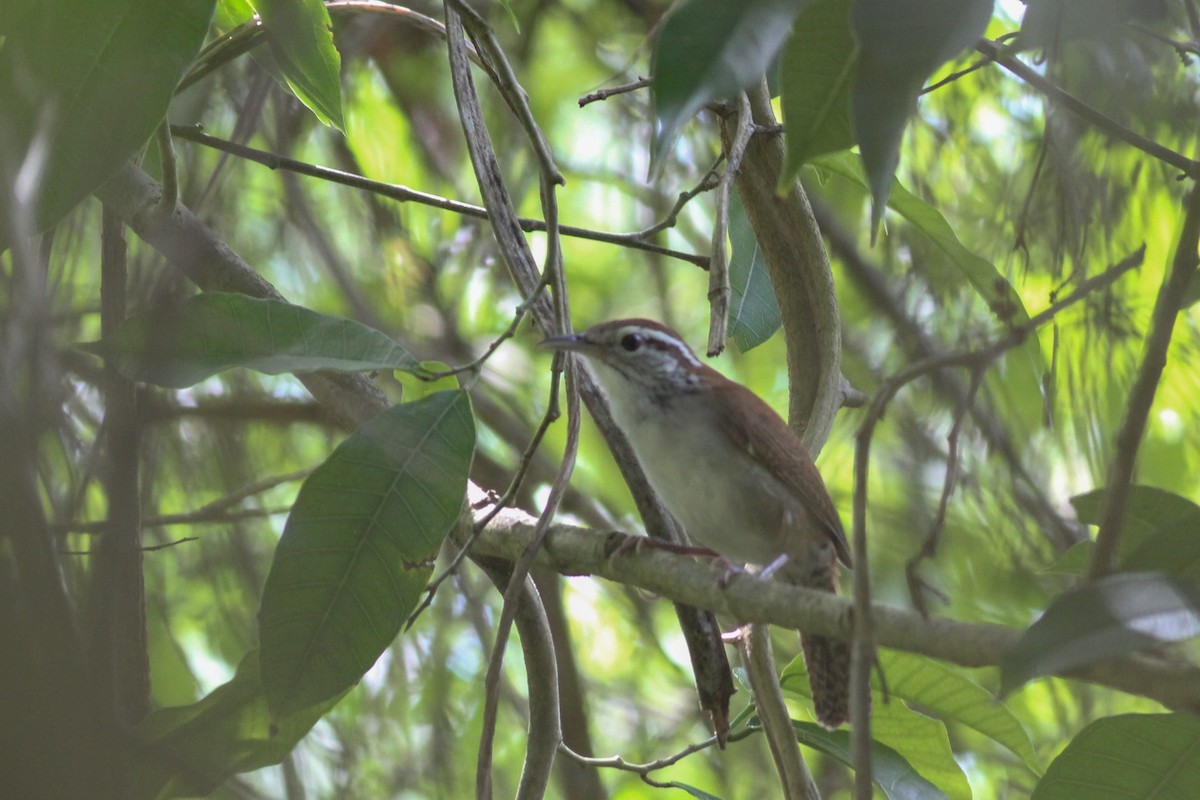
xmin=800 ymin=632 xmax=851 ymax=729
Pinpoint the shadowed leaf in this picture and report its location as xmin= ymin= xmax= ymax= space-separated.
xmin=850 ymin=0 xmax=993 ymax=234
xmin=81 ymin=292 xmax=422 ymax=388
xmin=728 ymin=193 xmax=781 ymax=351
xmin=0 ymin=0 xmax=215 ymax=239
xmin=779 ymin=0 xmax=858 ymax=185
xmin=259 ymin=391 xmax=475 ymax=717
xmin=1031 ymin=714 xmax=1200 ymax=799
xmin=1000 ymin=571 xmax=1200 ymax=695
xmin=650 ymin=0 xmax=811 ymax=171
xmin=133 ymin=650 xmax=342 ymax=800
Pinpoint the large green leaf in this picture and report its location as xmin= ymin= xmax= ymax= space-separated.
xmin=782 ymin=656 xmax=971 ymax=799
xmin=133 ymin=650 xmax=342 ymax=800
xmin=1000 ymin=571 xmax=1200 ymax=695
xmin=82 ymin=292 xmax=422 ymax=388
xmin=259 ymin=391 xmax=475 ymax=717
xmin=779 ymin=0 xmax=857 ymax=185
xmin=250 ymin=0 xmax=344 ymax=130
xmin=1030 ymin=714 xmax=1200 ymax=799
xmin=850 ymin=0 xmax=993 ymax=233
xmin=1070 ymin=486 xmax=1200 ymax=579
xmin=872 ymin=650 xmax=1041 ymax=774
xmin=0 ymin=0 xmax=215 ymax=239
xmin=788 ymin=721 xmax=950 ymax=800
xmin=650 ymin=0 xmax=811 ymax=170
xmin=728 ymin=193 xmax=782 ymax=351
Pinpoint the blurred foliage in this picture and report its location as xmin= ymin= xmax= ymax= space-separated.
xmin=3 ymin=0 xmax=1200 ymax=798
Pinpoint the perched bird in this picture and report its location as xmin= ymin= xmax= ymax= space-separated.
xmin=542 ymin=318 xmax=852 ymax=728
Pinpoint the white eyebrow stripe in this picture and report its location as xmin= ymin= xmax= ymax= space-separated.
xmin=640 ymin=328 xmax=702 ymax=367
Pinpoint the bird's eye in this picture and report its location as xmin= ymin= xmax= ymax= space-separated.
xmin=620 ymin=333 xmax=642 ymax=352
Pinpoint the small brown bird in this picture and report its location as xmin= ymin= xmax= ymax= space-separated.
xmin=541 ymin=319 xmax=852 ymax=728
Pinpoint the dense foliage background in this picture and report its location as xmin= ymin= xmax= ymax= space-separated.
xmin=3 ymin=0 xmax=1200 ymax=798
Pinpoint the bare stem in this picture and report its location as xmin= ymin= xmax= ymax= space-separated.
xmin=170 ymin=125 xmax=708 ymax=268
xmin=975 ymin=38 xmax=1200 ymax=177
xmin=1088 ymin=191 xmax=1200 ymax=579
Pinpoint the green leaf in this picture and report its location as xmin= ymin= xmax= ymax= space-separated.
xmin=1031 ymin=714 xmax=1200 ymax=800
xmin=82 ymin=292 xmax=422 ymax=388
xmin=782 ymin=656 xmax=972 ymax=799
xmin=650 ymin=0 xmax=811 ymax=171
xmin=788 ymin=721 xmax=950 ymax=800
xmin=873 ymin=650 xmax=1041 ymax=774
xmin=250 ymin=0 xmax=344 ymax=130
xmin=850 ymin=0 xmax=993 ymax=234
xmin=133 ymin=650 xmax=342 ymax=800
xmin=0 ymin=0 xmax=215 ymax=238
xmin=779 ymin=0 xmax=858 ymax=185
xmin=1000 ymin=571 xmax=1200 ymax=695
xmin=1042 ymin=540 xmax=1093 ymax=576
xmin=728 ymin=193 xmax=782 ymax=351
xmin=258 ymin=391 xmax=475 ymax=717
xmin=1071 ymin=485 xmax=1200 ymax=531
xmin=1183 ymin=269 xmax=1200 ymax=308
xmin=1070 ymin=487 xmax=1200 ymax=579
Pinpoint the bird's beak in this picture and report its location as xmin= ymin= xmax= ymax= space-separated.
xmin=538 ymin=333 xmax=589 ymax=353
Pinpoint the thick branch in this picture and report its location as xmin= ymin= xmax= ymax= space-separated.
xmin=465 ymin=489 xmax=1200 ymax=715
xmin=717 ymin=81 xmax=841 ymax=453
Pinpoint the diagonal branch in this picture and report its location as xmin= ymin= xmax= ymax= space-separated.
xmin=1088 ymin=189 xmax=1200 ymax=579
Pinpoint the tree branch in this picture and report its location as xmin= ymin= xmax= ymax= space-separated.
xmin=464 ymin=487 xmax=1200 ymax=714
xmin=1089 ymin=188 xmax=1200 ymax=578
xmin=975 ymin=38 xmax=1200 ymax=177
xmin=718 ymin=80 xmax=842 ymax=454
xmin=169 ymin=126 xmax=708 ymax=268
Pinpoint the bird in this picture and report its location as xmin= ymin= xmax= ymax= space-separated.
xmin=541 ymin=318 xmax=852 ymax=728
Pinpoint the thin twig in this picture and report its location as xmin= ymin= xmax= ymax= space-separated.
xmin=169 ymin=125 xmax=708 ymax=268
xmin=558 ymin=728 xmax=753 ymax=787
xmin=56 ymin=468 xmax=308 ymax=534
xmin=706 ymin=94 xmax=753 ymax=357
xmin=63 ymin=536 xmax=199 ymax=556
xmin=578 ymin=76 xmax=653 ymax=108
xmin=457 ymin=7 xmax=563 ymax=187
xmin=1128 ymin=21 xmax=1200 ymax=60
xmin=634 ymin=158 xmax=722 ymax=239
xmin=905 ymin=369 xmax=984 ymax=616
xmin=418 ymin=293 xmax=546 ymax=383
xmin=57 ymin=505 xmax=293 ymax=534
xmin=920 ymin=56 xmax=994 ymax=95
xmin=975 ymin=38 xmax=1200 ymax=177
xmin=156 ymin=123 xmax=179 ymax=211
xmin=1088 ymin=191 xmax=1200 ymax=579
